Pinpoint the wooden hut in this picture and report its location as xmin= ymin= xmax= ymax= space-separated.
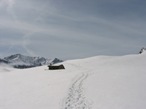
xmin=48 ymin=64 xmax=65 ymax=70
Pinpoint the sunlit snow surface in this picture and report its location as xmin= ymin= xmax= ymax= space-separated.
xmin=0 ymin=53 xmax=146 ymax=109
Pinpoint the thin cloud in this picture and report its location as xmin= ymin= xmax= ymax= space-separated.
xmin=0 ymin=0 xmax=146 ymax=59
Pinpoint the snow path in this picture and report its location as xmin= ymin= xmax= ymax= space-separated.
xmin=63 ymin=72 xmax=92 ymax=109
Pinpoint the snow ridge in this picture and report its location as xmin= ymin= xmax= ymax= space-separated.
xmin=63 ymin=73 xmax=92 ymax=109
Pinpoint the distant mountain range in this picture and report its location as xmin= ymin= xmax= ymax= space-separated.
xmin=0 ymin=54 xmax=63 ymax=69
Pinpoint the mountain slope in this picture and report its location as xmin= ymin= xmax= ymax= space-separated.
xmin=0 ymin=53 xmax=146 ymax=109
xmin=0 ymin=58 xmax=9 ymax=64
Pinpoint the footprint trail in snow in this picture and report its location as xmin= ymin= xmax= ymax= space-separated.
xmin=63 ymin=73 xmax=92 ymax=109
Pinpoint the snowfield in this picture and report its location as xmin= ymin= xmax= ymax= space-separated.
xmin=0 ymin=52 xmax=146 ymax=109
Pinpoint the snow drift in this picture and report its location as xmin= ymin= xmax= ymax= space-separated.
xmin=0 ymin=52 xmax=146 ymax=109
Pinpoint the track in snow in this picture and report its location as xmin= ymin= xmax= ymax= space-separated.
xmin=63 ymin=73 xmax=92 ymax=109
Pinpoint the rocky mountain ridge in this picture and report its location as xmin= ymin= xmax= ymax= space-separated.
xmin=139 ymin=47 xmax=146 ymax=54
xmin=0 ymin=54 xmax=63 ymax=69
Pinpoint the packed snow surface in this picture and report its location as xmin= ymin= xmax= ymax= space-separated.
xmin=0 ymin=53 xmax=146 ymax=109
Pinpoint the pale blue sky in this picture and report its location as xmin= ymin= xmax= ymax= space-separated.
xmin=0 ymin=0 xmax=146 ymax=59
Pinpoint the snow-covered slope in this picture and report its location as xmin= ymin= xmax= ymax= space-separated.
xmin=0 ymin=53 xmax=146 ymax=109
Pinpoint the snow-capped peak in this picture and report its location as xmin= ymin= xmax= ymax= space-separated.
xmin=139 ymin=47 xmax=146 ymax=54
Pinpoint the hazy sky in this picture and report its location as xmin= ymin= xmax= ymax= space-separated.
xmin=0 ymin=0 xmax=146 ymax=59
